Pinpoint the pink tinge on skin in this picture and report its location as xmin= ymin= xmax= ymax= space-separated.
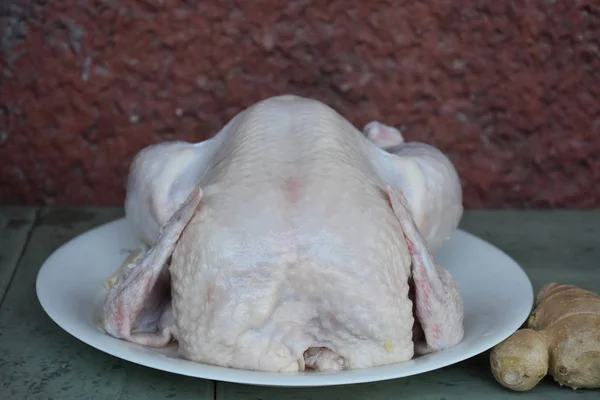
xmin=103 ymin=186 xmax=203 ymax=347
xmin=283 ymin=176 xmax=303 ymax=203
xmin=386 ymin=185 xmax=462 ymax=354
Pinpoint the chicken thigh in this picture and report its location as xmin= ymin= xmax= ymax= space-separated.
xmin=103 ymin=95 xmax=464 ymax=372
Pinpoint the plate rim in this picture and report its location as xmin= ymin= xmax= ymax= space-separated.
xmin=35 ymin=217 xmax=534 ymax=387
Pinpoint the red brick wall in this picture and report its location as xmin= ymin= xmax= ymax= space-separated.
xmin=1 ymin=0 xmax=599 ymax=208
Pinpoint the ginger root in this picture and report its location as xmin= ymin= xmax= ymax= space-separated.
xmin=490 ymin=283 xmax=600 ymax=391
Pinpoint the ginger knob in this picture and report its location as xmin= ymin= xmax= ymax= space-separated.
xmin=490 ymin=329 xmax=549 ymax=391
xmin=490 ymin=282 xmax=600 ymax=391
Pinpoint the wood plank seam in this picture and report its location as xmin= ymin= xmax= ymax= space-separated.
xmin=0 ymin=208 xmax=39 ymax=308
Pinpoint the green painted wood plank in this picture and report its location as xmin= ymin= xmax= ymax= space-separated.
xmin=217 ymin=354 xmax=596 ymax=400
xmin=0 ymin=207 xmax=37 ymax=305
xmin=459 ymin=210 xmax=600 ymax=293
xmin=0 ymin=207 xmax=215 ymax=400
xmin=218 ymin=210 xmax=600 ymax=400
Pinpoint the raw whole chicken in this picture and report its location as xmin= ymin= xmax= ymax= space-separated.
xmin=103 ymin=95 xmax=464 ymax=372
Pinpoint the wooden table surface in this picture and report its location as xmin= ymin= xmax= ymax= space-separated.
xmin=1 ymin=207 xmax=599 ymax=399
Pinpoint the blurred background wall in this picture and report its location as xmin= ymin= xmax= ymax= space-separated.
xmin=0 ymin=0 xmax=598 ymax=208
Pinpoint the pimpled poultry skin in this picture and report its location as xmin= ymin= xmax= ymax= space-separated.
xmin=103 ymin=95 xmax=464 ymax=372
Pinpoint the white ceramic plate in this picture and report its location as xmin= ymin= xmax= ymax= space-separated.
xmin=36 ymin=218 xmax=533 ymax=387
